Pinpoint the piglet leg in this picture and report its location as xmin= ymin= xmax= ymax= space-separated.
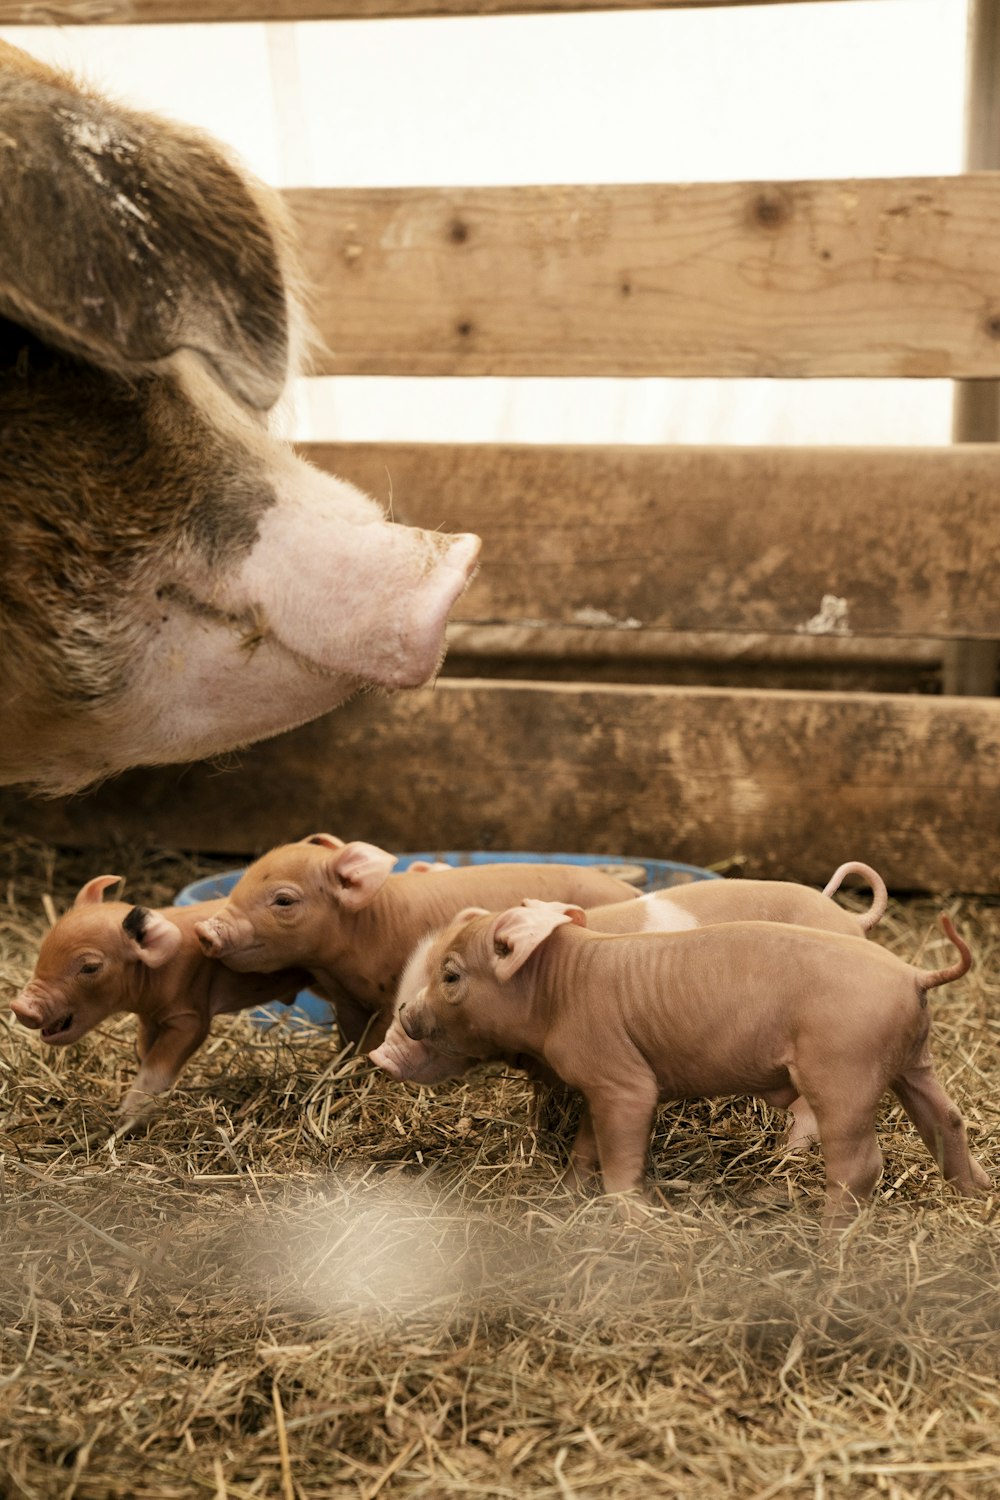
xmin=117 ymin=1014 xmax=210 ymax=1130
xmin=892 ymin=1063 xmax=990 ymax=1194
xmin=560 ymin=1103 xmax=601 ymax=1191
xmin=584 ymin=1076 xmax=660 ymax=1212
xmin=135 ymin=1016 xmax=158 ymax=1063
xmin=812 ymin=1101 xmax=883 ymax=1231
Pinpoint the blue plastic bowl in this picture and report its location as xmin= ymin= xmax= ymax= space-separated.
xmin=177 ymin=851 xmax=720 ymax=1028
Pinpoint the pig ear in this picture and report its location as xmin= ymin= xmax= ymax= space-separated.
xmin=327 ymin=841 xmax=397 ymax=911
xmin=74 ymin=875 xmax=123 ymax=907
xmin=490 ymin=901 xmax=585 ymax=983
xmin=122 ymin=907 xmax=183 ymax=969
xmin=0 ymin=76 xmax=290 ymax=410
xmin=453 ymin=906 xmax=490 ymax=927
xmin=303 ymin=833 xmax=345 ymax=851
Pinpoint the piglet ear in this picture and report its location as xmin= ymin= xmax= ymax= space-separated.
xmin=490 ymin=901 xmax=584 ymax=983
xmin=74 ymin=875 xmax=123 ymax=907
xmin=328 ymin=841 xmax=397 ymax=911
xmin=302 ymin=832 xmax=345 ymax=851
xmin=122 ymin=907 xmax=183 ymax=969
xmin=454 ymin=906 xmax=490 ymax=926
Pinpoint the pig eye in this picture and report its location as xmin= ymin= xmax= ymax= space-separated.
xmin=442 ymin=966 xmax=461 ymax=987
xmin=270 ymin=890 xmax=299 ymax=910
xmin=78 ymin=960 xmax=102 ymax=977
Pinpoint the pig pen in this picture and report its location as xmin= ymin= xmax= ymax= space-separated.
xmin=2 ymin=836 xmax=1000 ymax=1500
xmin=2 ymin=1 xmax=1000 ymax=1497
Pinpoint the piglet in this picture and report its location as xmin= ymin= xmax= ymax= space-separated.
xmin=389 ymin=900 xmax=988 ymax=1227
xmin=10 ymin=876 xmax=310 ymax=1127
xmin=373 ymin=862 xmax=888 ymax=1147
xmin=193 ymin=836 xmax=639 ymax=1048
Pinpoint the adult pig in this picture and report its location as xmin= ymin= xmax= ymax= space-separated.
xmin=0 ymin=41 xmax=479 ymax=793
xmin=393 ymin=900 xmax=988 ymax=1227
xmin=193 ymin=836 xmax=639 ymax=1048
xmin=10 ymin=875 xmax=310 ymax=1126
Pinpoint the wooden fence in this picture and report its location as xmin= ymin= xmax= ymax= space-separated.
xmin=2 ymin=0 xmax=998 ymax=893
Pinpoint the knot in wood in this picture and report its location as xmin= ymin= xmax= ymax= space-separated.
xmin=751 ymin=190 xmax=791 ymax=230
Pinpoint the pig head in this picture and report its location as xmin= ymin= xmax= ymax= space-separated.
xmin=10 ymin=872 xmax=308 ymax=1123
xmin=0 ymin=41 xmax=479 ymax=793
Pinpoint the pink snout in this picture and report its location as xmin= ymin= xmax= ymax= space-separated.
xmin=193 ymin=909 xmax=259 ymax=965
xmin=370 ymin=1015 xmax=467 ymax=1085
xmin=10 ymin=985 xmax=77 ymax=1042
xmin=10 ymin=989 xmax=44 ymax=1028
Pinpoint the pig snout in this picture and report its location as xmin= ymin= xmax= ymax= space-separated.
xmin=370 ymin=1014 xmax=464 ymax=1085
xmin=193 ymin=909 xmax=256 ymax=963
xmin=211 ymin=467 xmax=481 ymax=692
xmin=10 ymin=989 xmax=45 ymax=1029
xmin=10 ymin=985 xmax=76 ymax=1041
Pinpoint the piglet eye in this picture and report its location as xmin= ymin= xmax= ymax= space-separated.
xmin=271 ymin=892 xmax=299 ymax=909
xmin=79 ymin=961 xmax=101 ymax=976
xmin=442 ymin=968 xmax=460 ymax=986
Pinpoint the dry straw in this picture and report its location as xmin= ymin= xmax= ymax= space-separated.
xmin=1 ymin=837 xmax=999 ymax=1499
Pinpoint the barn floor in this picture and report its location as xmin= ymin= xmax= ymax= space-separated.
xmin=2 ymin=839 xmax=999 ymax=1500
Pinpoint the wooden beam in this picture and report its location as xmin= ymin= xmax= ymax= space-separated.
xmin=304 ymin=442 xmax=1000 ymax=641
xmin=3 ymin=682 xmax=998 ymax=893
xmin=948 ymin=0 xmax=1000 ymax=696
xmin=285 ymin=176 xmax=1000 ymax=379
xmin=0 ymin=1 xmax=869 ymax=23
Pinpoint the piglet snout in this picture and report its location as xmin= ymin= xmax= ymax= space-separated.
xmin=193 ymin=918 xmax=225 ymax=958
xmin=370 ymin=1015 xmax=464 ymax=1085
xmin=10 ymin=990 xmax=44 ymax=1028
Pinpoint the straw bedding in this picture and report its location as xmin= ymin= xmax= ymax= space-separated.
xmin=2 ymin=837 xmax=999 ymax=1499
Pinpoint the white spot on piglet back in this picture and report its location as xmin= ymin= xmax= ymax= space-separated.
xmin=795 ymin=594 xmax=851 ymax=637
xmin=641 ymin=895 xmax=700 ymax=934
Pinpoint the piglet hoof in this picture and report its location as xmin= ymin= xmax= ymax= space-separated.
xmin=109 ymin=1103 xmax=154 ymax=1141
xmin=609 ymin=1189 xmax=660 ymax=1226
xmin=558 ymin=1160 xmax=598 ymax=1197
xmin=967 ymin=1158 xmax=992 ymax=1194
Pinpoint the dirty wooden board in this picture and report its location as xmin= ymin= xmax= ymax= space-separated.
xmin=305 ymin=442 xmax=1000 ymax=641
xmin=0 ymin=0 xmax=859 ymax=20
xmin=285 ymin=176 xmax=1000 ymax=379
xmin=5 ymin=683 xmax=998 ymax=893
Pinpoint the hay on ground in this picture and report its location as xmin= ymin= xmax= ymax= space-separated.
xmin=1 ymin=836 xmax=999 ymax=1499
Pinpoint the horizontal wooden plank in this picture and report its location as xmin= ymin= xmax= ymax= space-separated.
xmin=0 ymin=1 xmax=864 ymax=22
xmin=288 ymin=176 xmax=1000 ymax=378
xmin=440 ymin=628 xmax=942 ymax=694
xmin=4 ymin=682 xmax=998 ymax=893
xmin=305 ymin=442 xmax=1000 ymax=640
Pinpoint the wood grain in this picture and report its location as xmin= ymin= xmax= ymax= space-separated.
xmin=286 ymin=176 xmax=1000 ymax=378
xmin=3 ymin=682 xmax=998 ymax=893
xmin=305 ymin=442 xmax=1000 ymax=640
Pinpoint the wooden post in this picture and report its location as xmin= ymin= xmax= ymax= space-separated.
xmin=947 ymin=0 xmax=1000 ymax=695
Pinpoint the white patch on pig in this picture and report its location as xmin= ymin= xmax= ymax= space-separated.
xmin=795 ymin=594 xmax=851 ymax=636
xmin=639 ymin=895 xmax=700 ymax=934
xmin=397 ymin=934 xmax=436 ymax=1013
